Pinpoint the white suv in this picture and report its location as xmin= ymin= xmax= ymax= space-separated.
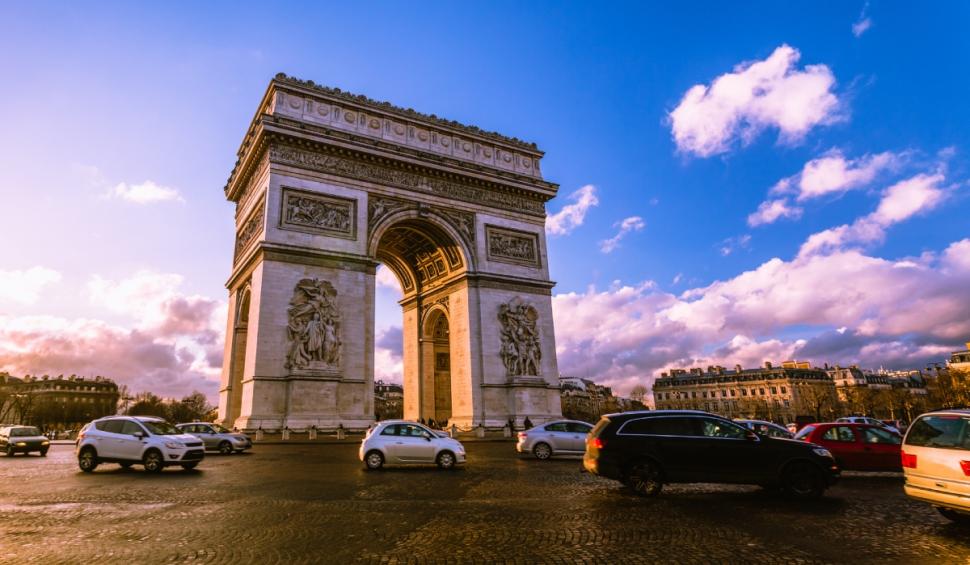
xmin=901 ymin=409 xmax=970 ymax=524
xmin=359 ymin=421 xmax=465 ymax=470
xmin=76 ymin=416 xmax=205 ymax=473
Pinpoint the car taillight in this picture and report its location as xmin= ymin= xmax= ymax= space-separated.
xmin=592 ymin=438 xmax=604 ymax=449
xmin=961 ymin=461 xmax=970 ymax=477
xmin=901 ymin=451 xmax=917 ymax=469
xmin=517 ymin=432 xmax=527 ymax=439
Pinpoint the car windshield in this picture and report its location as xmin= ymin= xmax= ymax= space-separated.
xmin=10 ymin=427 xmax=41 ymax=437
xmin=140 ymin=420 xmax=181 ymax=435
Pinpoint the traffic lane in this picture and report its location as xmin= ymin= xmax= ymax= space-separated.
xmin=0 ymin=443 xmax=968 ymax=564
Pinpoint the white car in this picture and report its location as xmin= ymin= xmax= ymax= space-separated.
xmin=75 ymin=416 xmax=205 ymax=473
xmin=901 ymin=409 xmax=970 ymax=524
xmin=359 ymin=420 xmax=465 ymax=470
xmin=836 ymin=416 xmax=900 ymax=435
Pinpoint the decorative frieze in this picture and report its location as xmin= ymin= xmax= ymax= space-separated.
xmin=234 ymin=197 xmax=265 ymax=261
xmin=486 ymin=225 xmax=540 ymax=268
xmin=285 ymin=278 xmax=342 ymax=375
xmin=279 ymin=187 xmax=356 ymax=239
xmin=439 ymin=208 xmax=476 ymax=245
xmin=498 ymin=298 xmax=542 ymax=377
xmin=368 ymin=195 xmax=410 ymax=233
xmin=269 ymin=144 xmax=545 ymax=217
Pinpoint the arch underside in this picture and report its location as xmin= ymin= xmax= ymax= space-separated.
xmin=375 ymin=219 xmax=465 ymax=297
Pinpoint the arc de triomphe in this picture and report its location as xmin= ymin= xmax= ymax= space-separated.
xmin=218 ymin=74 xmax=563 ymax=431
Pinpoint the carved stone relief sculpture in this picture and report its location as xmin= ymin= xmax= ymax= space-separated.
xmin=234 ymin=198 xmax=265 ymax=261
xmin=486 ymin=225 xmax=539 ymax=267
xmin=280 ymin=188 xmax=355 ymax=238
xmin=284 ymin=278 xmax=342 ymax=373
xmin=498 ymin=298 xmax=542 ymax=377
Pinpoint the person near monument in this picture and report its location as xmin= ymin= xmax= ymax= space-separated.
xmin=523 ymin=416 xmax=533 ymax=430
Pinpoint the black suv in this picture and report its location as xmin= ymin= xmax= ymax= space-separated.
xmin=584 ymin=410 xmax=839 ymax=498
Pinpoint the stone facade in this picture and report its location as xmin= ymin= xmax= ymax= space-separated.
xmin=218 ymin=75 xmax=563 ymax=431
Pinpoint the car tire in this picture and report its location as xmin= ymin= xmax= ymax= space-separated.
xmin=218 ymin=441 xmax=233 ymax=455
xmin=5 ymin=446 xmax=14 ymax=457
xmin=143 ymin=450 xmax=164 ymax=473
xmin=782 ymin=461 xmax=825 ymax=499
xmin=181 ymin=462 xmax=199 ymax=471
xmin=626 ymin=460 xmax=664 ymax=497
xmin=436 ymin=450 xmax=457 ymax=470
xmin=364 ymin=450 xmax=384 ymax=470
xmin=40 ymin=449 xmax=48 ymax=457
xmin=532 ymin=442 xmax=552 ymax=461
xmin=937 ymin=507 xmax=970 ymax=524
xmin=78 ymin=448 xmax=99 ymax=473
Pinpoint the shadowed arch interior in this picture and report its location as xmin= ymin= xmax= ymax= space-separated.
xmin=375 ymin=219 xmax=466 ymax=296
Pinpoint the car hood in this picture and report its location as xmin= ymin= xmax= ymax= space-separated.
xmin=173 ymin=433 xmax=202 ymax=444
xmin=764 ymin=436 xmax=820 ymax=450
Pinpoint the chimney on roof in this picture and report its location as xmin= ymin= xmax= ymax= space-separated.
xmin=734 ymin=364 xmax=743 ymax=373
xmin=764 ymin=361 xmax=773 ymax=370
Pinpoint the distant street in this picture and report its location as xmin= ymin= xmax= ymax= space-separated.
xmin=1 ymin=442 xmax=968 ymax=564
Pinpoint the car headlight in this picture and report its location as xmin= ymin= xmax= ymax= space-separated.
xmin=42 ymin=441 xmax=50 ymax=445
xmin=15 ymin=442 xmax=26 ymax=447
xmin=164 ymin=441 xmax=184 ymax=449
xmin=812 ymin=447 xmax=833 ymax=458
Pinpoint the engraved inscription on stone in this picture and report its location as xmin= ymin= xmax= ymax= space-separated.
xmin=280 ymin=188 xmax=356 ymax=238
xmin=498 ymin=297 xmax=542 ymax=377
xmin=285 ymin=278 xmax=342 ymax=374
xmin=486 ymin=225 xmax=540 ymax=267
xmin=234 ymin=198 xmax=265 ymax=261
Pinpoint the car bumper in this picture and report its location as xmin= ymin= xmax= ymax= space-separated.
xmin=166 ymin=449 xmax=205 ymax=462
xmin=6 ymin=443 xmax=48 ymax=453
xmin=584 ymin=454 xmax=622 ymax=480
xmin=905 ymin=483 xmax=970 ymax=512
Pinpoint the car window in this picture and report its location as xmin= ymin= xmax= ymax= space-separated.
xmin=698 ymin=418 xmax=747 ymax=439
xmin=567 ymin=422 xmax=592 ymax=434
xmin=621 ymin=417 xmax=694 ymax=436
xmin=545 ymin=423 xmax=569 ymax=432
xmin=140 ymin=420 xmax=181 ymax=435
xmin=380 ymin=424 xmax=401 ymax=436
xmin=793 ymin=425 xmax=816 ymax=441
xmin=11 ymin=427 xmax=41 ymax=437
xmin=198 ymin=425 xmax=213 ymax=433
xmin=401 ymin=424 xmax=428 ymax=437
xmin=905 ymin=416 xmax=970 ymax=450
xmin=862 ymin=427 xmax=900 ymax=445
xmin=822 ymin=426 xmax=856 ymax=442
xmin=96 ymin=420 xmax=124 ymax=434
xmin=120 ymin=421 xmax=145 ymax=436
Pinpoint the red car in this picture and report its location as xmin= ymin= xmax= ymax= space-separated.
xmin=794 ymin=423 xmax=901 ymax=471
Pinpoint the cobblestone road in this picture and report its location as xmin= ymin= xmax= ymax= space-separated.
xmin=0 ymin=442 xmax=968 ymax=564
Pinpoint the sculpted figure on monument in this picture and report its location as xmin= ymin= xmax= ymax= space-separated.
xmin=285 ymin=278 xmax=342 ymax=371
xmin=498 ymin=298 xmax=541 ymax=377
xmin=283 ymin=193 xmax=352 ymax=233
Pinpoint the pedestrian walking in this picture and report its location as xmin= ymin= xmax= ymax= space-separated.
xmin=523 ymin=416 xmax=533 ymax=429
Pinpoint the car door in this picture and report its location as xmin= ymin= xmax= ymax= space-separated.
xmin=543 ymin=423 xmax=572 ymax=452
xmin=116 ymin=420 xmax=147 ymax=460
xmin=566 ymin=422 xmax=593 ymax=452
xmin=859 ymin=426 xmax=902 ymax=471
xmin=93 ymin=420 xmax=125 ymax=458
xmin=396 ymin=424 xmax=436 ymax=462
xmin=195 ymin=425 xmax=218 ymax=449
xmin=379 ymin=424 xmax=405 ymax=462
xmin=619 ymin=416 xmax=703 ymax=481
xmin=696 ymin=417 xmax=766 ymax=482
xmin=817 ymin=425 xmax=861 ymax=469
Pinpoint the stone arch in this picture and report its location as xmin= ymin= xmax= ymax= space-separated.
xmin=223 ymin=282 xmax=251 ymax=426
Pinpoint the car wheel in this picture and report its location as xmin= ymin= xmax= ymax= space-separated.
xmin=181 ymin=462 xmax=199 ymax=471
xmin=218 ymin=441 xmax=233 ymax=455
xmin=40 ymin=449 xmax=48 ymax=457
xmin=938 ymin=507 xmax=970 ymax=524
xmin=364 ymin=450 xmax=384 ymax=470
xmin=782 ymin=462 xmax=825 ymax=499
xmin=436 ymin=451 xmax=456 ymax=470
xmin=626 ymin=460 xmax=663 ymax=497
xmin=5 ymin=446 xmax=14 ymax=457
xmin=142 ymin=450 xmax=164 ymax=473
xmin=78 ymin=448 xmax=98 ymax=473
xmin=532 ymin=442 xmax=552 ymax=461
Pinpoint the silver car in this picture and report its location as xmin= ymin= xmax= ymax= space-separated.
xmin=176 ymin=422 xmax=252 ymax=454
xmin=516 ymin=420 xmax=593 ymax=460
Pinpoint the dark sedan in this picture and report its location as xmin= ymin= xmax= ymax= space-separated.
xmin=0 ymin=426 xmax=50 ymax=456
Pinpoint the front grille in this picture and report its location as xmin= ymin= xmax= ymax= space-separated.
xmin=185 ymin=441 xmax=203 ymax=448
xmin=182 ymin=450 xmax=204 ymax=461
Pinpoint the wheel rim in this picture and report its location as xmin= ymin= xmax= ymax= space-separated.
xmin=145 ymin=453 xmax=162 ymax=471
xmin=80 ymin=452 xmax=94 ymax=469
xmin=366 ymin=452 xmax=382 ymax=468
xmin=535 ymin=444 xmax=551 ymax=459
xmin=220 ymin=442 xmax=231 ymax=454
xmin=787 ymin=465 xmax=817 ymax=495
xmin=629 ymin=464 xmax=661 ymax=495
xmin=440 ymin=453 xmax=454 ymax=468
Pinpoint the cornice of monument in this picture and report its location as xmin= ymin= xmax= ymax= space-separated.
xmin=225 ymin=75 xmax=557 ymax=205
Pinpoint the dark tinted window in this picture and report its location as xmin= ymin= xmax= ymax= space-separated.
xmin=822 ymin=426 xmax=856 ymax=442
xmin=96 ymin=420 xmax=124 ymax=433
xmin=545 ymin=423 xmax=569 ymax=432
xmin=10 ymin=427 xmax=41 ymax=437
xmin=905 ymin=416 xmax=970 ymax=450
xmin=380 ymin=424 xmax=401 ymax=436
xmin=567 ymin=422 xmax=593 ymax=434
xmin=621 ymin=417 xmax=694 ymax=436
xmin=862 ymin=427 xmax=900 ymax=445
xmin=121 ymin=421 xmax=145 ymax=436
xmin=698 ymin=418 xmax=747 ymax=439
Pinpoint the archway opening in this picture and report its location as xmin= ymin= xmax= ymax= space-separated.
xmin=226 ymin=287 xmax=250 ymax=426
xmin=425 ymin=309 xmax=451 ymax=425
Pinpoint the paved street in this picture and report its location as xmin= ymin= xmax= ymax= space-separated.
xmin=1 ymin=442 xmax=968 ymax=564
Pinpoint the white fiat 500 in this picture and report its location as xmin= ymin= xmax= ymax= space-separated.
xmin=902 ymin=409 xmax=970 ymax=524
xmin=359 ymin=421 xmax=465 ymax=470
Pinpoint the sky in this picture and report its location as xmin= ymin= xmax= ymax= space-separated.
xmin=1 ymin=2 xmax=968 ymax=402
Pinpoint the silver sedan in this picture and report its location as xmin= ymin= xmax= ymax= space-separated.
xmin=176 ymin=422 xmax=253 ymax=454
xmin=516 ymin=420 xmax=593 ymax=460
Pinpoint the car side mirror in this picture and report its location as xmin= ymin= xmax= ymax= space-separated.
xmin=134 ymin=431 xmax=146 ymax=439
xmin=422 ymin=432 xmax=432 ymax=441
xmin=745 ymin=431 xmax=759 ymax=441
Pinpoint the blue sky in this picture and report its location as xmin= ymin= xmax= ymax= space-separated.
xmin=1 ymin=2 xmax=968 ymax=399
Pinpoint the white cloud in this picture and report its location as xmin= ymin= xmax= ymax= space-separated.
xmin=799 ymin=172 xmax=947 ymax=257
xmin=600 ymin=216 xmax=645 ymax=253
xmin=109 ymin=180 xmax=184 ymax=204
xmin=0 ymin=267 xmax=62 ymax=305
xmin=794 ymin=150 xmax=900 ymax=201
xmin=553 ymin=238 xmax=970 ymax=396
xmin=747 ymin=198 xmax=803 ymax=226
xmin=853 ymin=3 xmax=872 ymax=37
xmin=375 ymin=264 xmax=402 ymax=292
xmin=546 ymin=185 xmax=599 ymax=235
xmin=719 ymin=234 xmax=752 ymax=256
xmin=669 ymin=44 xmax=841 ymax=157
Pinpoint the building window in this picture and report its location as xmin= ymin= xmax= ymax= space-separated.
xmin=781 ymin=386 xmax=787 ymax=394
xmin=741 ymin=389 xmax=747 ymax=396
xmin=691 ymin=392 xmax=696 ymax=398
xmin=721 ymin=390 xmax=727 ymax=397
xmin=759 ymin=388 xmax=765 ymax=396
xmin=730 ymin=389 xmax=736 ymax=397
xmin=783 ymin=400 xmax=790 ymax=407
xmin=770 ymin=387 xmax=777 ymax=395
